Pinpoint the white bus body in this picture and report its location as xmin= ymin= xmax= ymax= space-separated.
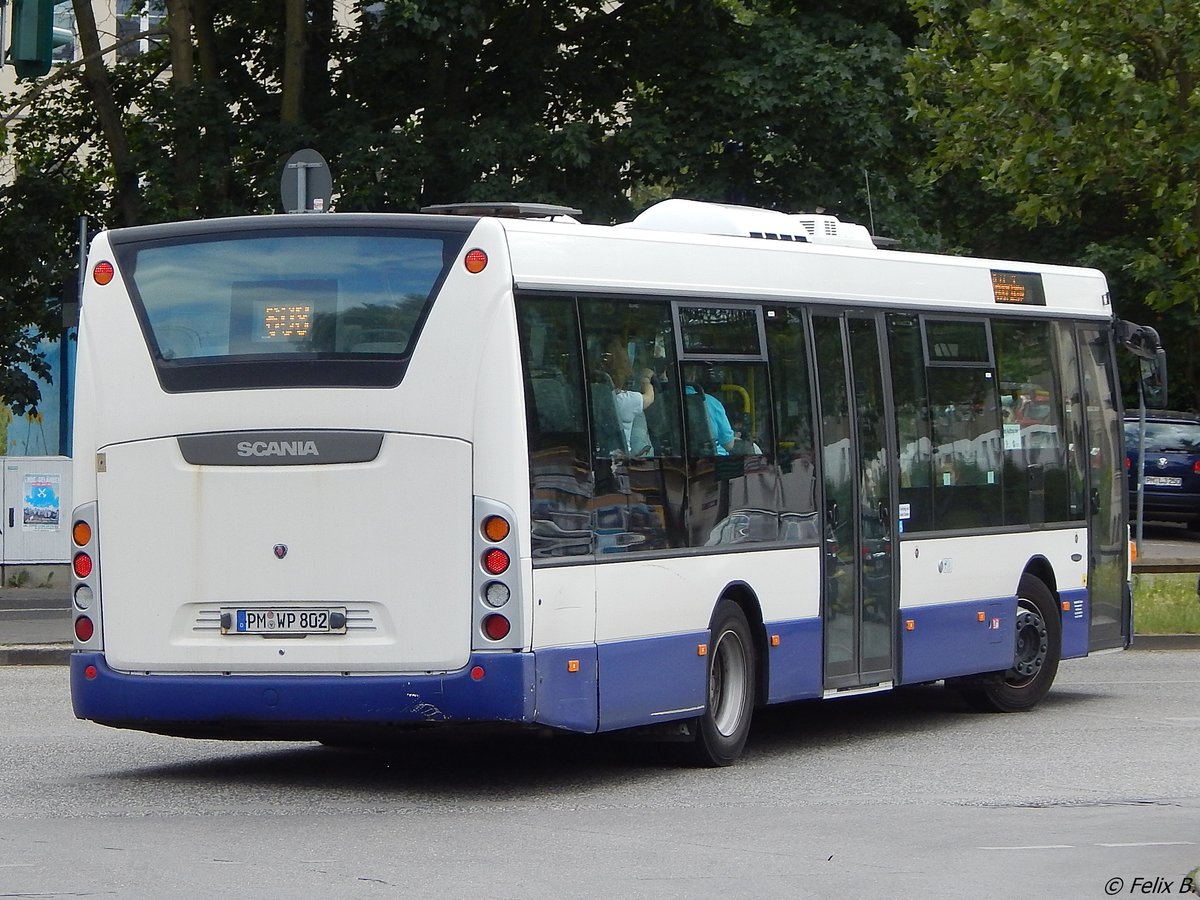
xmin=68 ymin=201 xmax=1139 ymax=762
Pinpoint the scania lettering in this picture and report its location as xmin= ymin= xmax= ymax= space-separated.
xmin=237 ymin=440 xmax=320 ymax=458
xmin=68 ymin=200 xmax=1165 ymax=765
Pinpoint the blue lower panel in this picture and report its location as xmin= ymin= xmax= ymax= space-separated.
xmin=764 ymin=617 xmax=823 ymax=703
xmin=71 ymin=652 xmax=536 ymax=731
xmin=1059 ymin=588 xmax=1089 ymax=659
xmin=533 ymin=646 xmax=599 ymax=733
xmin=597 ymin=632 xmax=708 ymax=732
xmin=899 ymin=597 xmax=1017 ymax=685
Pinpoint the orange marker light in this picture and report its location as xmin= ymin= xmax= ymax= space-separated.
xmin=72 ymin=520 xmax=92 ymax=547
xmin=697 ymin=644 xmax=708 ymax=656
xmin=567 ymin=659 xmax=580 ymax=673
xmin=977 ymin=611 xmax=986 ymax=622
xmin=771 ymin=634 xmax=781 ymax=647
xmin=482 ymin=515 xmax=510 ymax=542
xmin=905 ymin=619 xmax=916 ymax=632
xmin=1062 ymin=600 xmax=1071 ymax=612
xmin=464 ymin=249 xmax=488 ymax=273
xmin=93 ymin=261 xmax=115 ymax=285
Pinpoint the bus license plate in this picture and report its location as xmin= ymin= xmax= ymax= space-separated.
xmin=222 ymin=608 xmax=347 ymax=635
xmin=1144 ymin=476 xmax=1183 ymax=487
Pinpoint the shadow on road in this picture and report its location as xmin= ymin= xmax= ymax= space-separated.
xmin=90 ymin=680 xmax=1105 ymax=794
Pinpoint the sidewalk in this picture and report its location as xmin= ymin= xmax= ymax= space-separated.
xmin=0 ymin=586 xmax=70 ymax=666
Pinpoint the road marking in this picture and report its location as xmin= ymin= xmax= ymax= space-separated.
xmin=979 ymin=845 xmax=1075 ymax=851
xmin=981 ymin=842 xmax=1196 ymax=851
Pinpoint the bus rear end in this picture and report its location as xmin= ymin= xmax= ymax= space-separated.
xmin=69 ymin=214 xmax=534 ymax=739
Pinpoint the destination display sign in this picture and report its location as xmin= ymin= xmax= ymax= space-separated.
xmin=991 ymin=270 xmax=1046 ymax=305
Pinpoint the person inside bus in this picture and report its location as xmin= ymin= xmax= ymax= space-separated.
xmin=685 ymin=365 xmax=736 ymax=456
xmin=601 ymin=340 xmax=656 ymax=456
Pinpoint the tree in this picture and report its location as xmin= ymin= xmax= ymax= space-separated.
xmin=0 ymin=0 xmax=959 ymax=415
xmin=620 ymin=0 xmax=937 ymax=244
xmin=907 ymin=0 xmax=1200 ymax=406
xmin=0 ymin=172 xmax=94 ymax=416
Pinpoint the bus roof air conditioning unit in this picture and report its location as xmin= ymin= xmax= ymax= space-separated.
xmin=625 ymin=198 xmax=878 ymax=249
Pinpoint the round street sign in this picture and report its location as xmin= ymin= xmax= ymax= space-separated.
xmin=280 ymin=148 xmax=333 ymax=213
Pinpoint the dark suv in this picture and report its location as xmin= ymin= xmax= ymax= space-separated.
xmin=1125 ymin=412 xmax=1200 ymax=529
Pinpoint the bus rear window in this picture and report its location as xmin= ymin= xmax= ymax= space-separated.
xmin=112 ymin=227 xmax=467 ymax=391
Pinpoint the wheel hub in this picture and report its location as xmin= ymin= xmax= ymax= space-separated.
xmin=1008 ymin=605 xmax=1048 ymax=682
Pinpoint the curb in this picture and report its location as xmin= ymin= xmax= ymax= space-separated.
xmin=0 ymin=644 xmax=71 ymax=666
xmin=1129 ymin=634 xmax=1200 ymax=651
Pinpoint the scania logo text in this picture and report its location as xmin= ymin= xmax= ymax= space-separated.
xmin=236 ymin=440 xmax=320 ymax=458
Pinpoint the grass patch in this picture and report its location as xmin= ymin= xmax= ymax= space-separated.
xmin=1132 ymin=573 xmax=1200 ymax=634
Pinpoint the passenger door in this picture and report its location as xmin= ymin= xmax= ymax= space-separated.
xmin=811 ymin=312 xmax=897 ymax=690
xmin=1077 ymin=324 xmax=1130 ymax=650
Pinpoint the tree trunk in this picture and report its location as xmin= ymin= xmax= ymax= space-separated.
xmin=165 ymin=0 xmax=199 ymax=217
xmin=71 ymin=0 xmax=140 ymax=226
xmin=281 ymin=0 xmax=305 ymax=125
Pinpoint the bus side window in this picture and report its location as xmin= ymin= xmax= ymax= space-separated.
xmin=516 ymin=296 xmax=594 ymax=559
xmin=588 ymin=371 xmax=626 ymax=458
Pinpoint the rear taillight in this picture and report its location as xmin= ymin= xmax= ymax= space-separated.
xmin=482 ymin=614 xmax=511 ymax=641
xmin=483 ymin=548 xmax=510 ymax=575
xmin=71 ymin=503 xmax=102 ymax=650
xmin=1192 ymin=460 xmax=1200 ymax=475
xmin=473 ymin=499 xmax=521 ymax=652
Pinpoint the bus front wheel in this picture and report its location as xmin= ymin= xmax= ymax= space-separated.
xmin=689 ymin=599 xmax=756 ymax=766
xmin=961 ymin=574 xmax=1061 ymax=713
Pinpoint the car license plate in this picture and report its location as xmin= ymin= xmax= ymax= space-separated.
xmin=221 ymin=608 xmax=347 ymax=635
xmin=1144 ymin=476 xmax=1183 ymax=487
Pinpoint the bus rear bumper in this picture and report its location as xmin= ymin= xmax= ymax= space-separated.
xmin=70 ymin=652 xmax=537 ymax=738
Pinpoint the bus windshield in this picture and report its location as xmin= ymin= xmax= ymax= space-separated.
xmin=111 ymin=227 xmax=467 ymax=391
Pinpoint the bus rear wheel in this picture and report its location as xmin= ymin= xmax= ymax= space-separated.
xmin=961 ymin=574 xmax=1061 ymax=713
xmin=689 ymin=599 xmax=756 ymax=766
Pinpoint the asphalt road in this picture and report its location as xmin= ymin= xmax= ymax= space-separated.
xmin=0 ymin=650 xmax=1196 ymax=899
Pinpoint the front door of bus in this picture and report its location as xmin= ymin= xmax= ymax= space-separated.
xmin=1077 ymin=324 xmax=1130 ymax=650
xmin=811 ymin=312 xmax=896 ymax=690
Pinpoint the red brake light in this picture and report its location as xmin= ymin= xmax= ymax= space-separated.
xmin=93 ymin=261 xmax=114 ymax=285
xmin=1193 ymin=460 xmax=1200 ymax=475
xmin=483 ymin=548 xmax=509 ymax=575
xmin=73 ymin=552 xmax=93 ymax=579
xmin=482 ymin=614 xmax=510 ymax=641
xmin=74 ymin=616 xmax=94 ymax=642
xmin=464 ymin=249 xmax=488 ymax=274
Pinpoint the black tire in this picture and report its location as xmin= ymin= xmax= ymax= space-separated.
xmin=689 ymin=599 xmax=756 ymax=766
xmin=961 ymin=574 xmax=1061 ymax=713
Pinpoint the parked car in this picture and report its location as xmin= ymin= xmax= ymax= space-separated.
xmin=1125 ymin=412 xmax=1200 ymax=529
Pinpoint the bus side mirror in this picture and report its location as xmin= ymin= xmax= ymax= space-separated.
xmin=1117 ymin=320 xmax=1168 ymax=409
xmin=1140 ymin=351 xmax=1168 ymax=409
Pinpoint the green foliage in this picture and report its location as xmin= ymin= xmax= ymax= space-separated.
xmin=0 ymin=171 xmax=94 ymax=415
xmin=1132 ymin=573 xmax=1200 ymax=634
xmin=0 ymin=0 xmax=962 ymax=412
xmin=907 ymin=0 xmax=1200 ymax=405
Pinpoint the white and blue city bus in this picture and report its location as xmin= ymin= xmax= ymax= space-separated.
xmin=68 ymin=199 xmax=1165 ymax=765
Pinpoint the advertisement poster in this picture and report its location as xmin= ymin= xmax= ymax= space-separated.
xmin=23 ymin=474 xmax=61 ymax=532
